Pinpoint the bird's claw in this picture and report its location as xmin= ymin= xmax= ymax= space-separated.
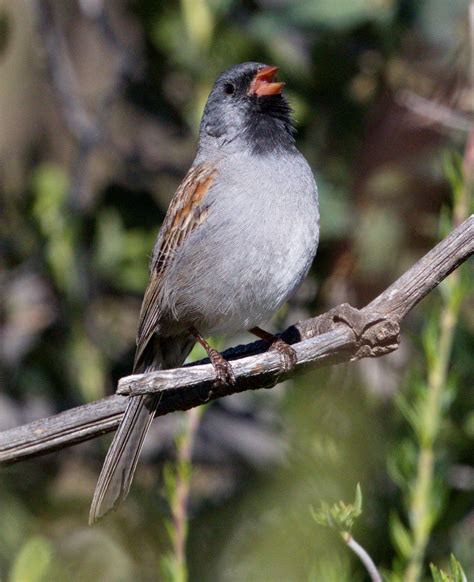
xmin=209 ymin=348 xmax=236 ymax=386
xmin=271 ymin=338 xmax=297 ymax=372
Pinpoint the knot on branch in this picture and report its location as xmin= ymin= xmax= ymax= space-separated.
xmin=310 ymin=303 xmax=400 ymax=359
xmin=355 ymin=316 xmax=400 ymax=358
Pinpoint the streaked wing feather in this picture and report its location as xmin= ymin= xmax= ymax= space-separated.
xmin=134 ymin=164 xmax=217 ymax=371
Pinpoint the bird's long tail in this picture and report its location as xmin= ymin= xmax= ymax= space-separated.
xmin=89 ymin=337 xmax=194 ymax=524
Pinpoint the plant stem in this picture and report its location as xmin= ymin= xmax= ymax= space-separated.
xmin=404 ymin=296 xmax=459 ymax=582
xmin=169 ymin=407 xmax=205 ymax=581
xmin=404 ymin=135 xmax=472 ymax=582
xmin=343 ymin=533 xmax=382 ymax=582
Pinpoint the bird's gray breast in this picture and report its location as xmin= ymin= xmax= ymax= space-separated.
xmin=163 ymin=151 xmax=319 ymax=336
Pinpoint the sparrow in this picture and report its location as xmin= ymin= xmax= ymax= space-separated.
xmin=89 ymin=62 xmax=319 ymax=523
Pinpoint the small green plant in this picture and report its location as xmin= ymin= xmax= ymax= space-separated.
xmin=311 ymin=485 xmax=382 ymax=582
xmin=430 ymin=555 xmax=467 ymax=582
xmin=388 ymin=152 xmax=472 ymax=582
xmin=311 ymin=483 xmax=362 ymax=534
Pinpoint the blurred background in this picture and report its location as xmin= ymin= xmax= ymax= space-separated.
xmin=0 ymin=0 xmax=473 ymax=580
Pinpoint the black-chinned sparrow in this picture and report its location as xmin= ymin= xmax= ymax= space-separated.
xmin=89 ymin=62 xmax=319 ymax=523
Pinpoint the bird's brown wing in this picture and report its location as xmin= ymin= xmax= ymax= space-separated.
xmin=133 ymin=163 xmax=217 ymax=371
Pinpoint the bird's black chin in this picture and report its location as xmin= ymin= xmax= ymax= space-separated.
xmin=243 ymin=95 xmax=295 ymax=155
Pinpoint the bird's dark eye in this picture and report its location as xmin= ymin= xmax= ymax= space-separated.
xmin=223 ymin=82 xmax=235 ymax=96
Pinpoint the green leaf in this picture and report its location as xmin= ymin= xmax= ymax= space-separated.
xmin=310 ymin=484 xmax=363 ymax=533
xmin=389 ymin=513 xmax=412 ymax=560
xmin=421 ymin=311 xmax=440 ymax=371
xmin=93 ymin=208 xmax=155 ymax=292
xmin=9 ymin=536 xmax=52 ymax=582
xmin=31 ymin=163 xmax=85 ymax=297
xmin=31 ymin=163 xmax=69 ymax=235
xmin=449 ymin=554 xmax=468 ymax=582
xmin=387 ymin=438 xmax=417 ymax=489
xmin=354 ymin=484 xmax=362 ymax=514
xmin=442 ymin=152 xmax=464 ymax=204
xmin=430 ymin=554 xmax=467 ymax=582
xmin=163 ymin=462 xmax=178 ymax=503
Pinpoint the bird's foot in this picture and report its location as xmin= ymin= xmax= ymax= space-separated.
xmin=208 ymin=347 xmax=236 ymax=386
xmin=269 ymin=338 xmax=297 ymax=372
xmin=250 ymin=326 xmax=297 ymax=373
xmin=189 ymin=326 xmax=235 ymax=388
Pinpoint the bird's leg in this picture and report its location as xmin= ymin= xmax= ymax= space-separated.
xmin=189 ymin=327 xmax=235 ymax=386
xmin=249 ymin=326 xmax=297 ymax=372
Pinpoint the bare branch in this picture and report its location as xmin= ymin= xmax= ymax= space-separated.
xmin=398 ymin=89 xmax=473 ymax=132
xmin=32 ymin=0 xmax=98 ymax=143
xmin=0 ymin=216 xmax=472 ymax=465
xmin=31 ymin=0 xmax=138 ymax=207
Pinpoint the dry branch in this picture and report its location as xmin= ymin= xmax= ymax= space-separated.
xmin=31 ymin=0 xmax=138 ymax=207
xmin=0 ymin=216 xmax=472 ymax=465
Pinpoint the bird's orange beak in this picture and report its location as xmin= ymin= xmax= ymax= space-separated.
xmin=248 ymin=66 xmax=285 ymax=97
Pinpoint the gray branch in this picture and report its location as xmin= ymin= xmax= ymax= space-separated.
xmin=0 ymin=216 xmax=472 ymax=465
xmin=31 ymin=0 xmax=138 ymax=208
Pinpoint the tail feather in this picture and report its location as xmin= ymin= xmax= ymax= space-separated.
xmin=89 ymin=394 xmax=158 ymax=524
xmin=89 ymin=336 xmax=194 ymax=524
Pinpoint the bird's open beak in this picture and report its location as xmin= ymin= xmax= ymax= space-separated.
xmin=248 ymin=66 xmax=285 ymax=97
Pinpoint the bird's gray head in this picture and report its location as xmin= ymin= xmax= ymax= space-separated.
xmin=198 ymin=62 xmax=295 ymax=156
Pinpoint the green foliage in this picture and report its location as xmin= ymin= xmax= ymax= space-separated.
xmin=389 ymin=512 xmax=413 ymax=561
xmin=31 ymin=163 xmax=82 ymax=299
xmin=9 ymin=537 xmax=53 ymax=582
xmin=388 ymin=152 xmax=472 ymax=582
xmin=311 ymin=484 xmax=362 ymax=534
xmin=430 ymin=555 xmax=467 ymax=582
xmin=94 ymin=208 xmax=153 ymax=292
xmin=160 ymin=552 xmax=188 ymax=582
xmin=442 ymin=153 xmax=465 ymax=214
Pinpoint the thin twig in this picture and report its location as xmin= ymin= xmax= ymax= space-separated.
xmin=397 ymin=9 xmax=474 ymax=136
xmin=0 ymin=216 xmax=472 ymax=465
xmin=343 ymin=534 xmax=382 ymax=582
xmin=31 ymin=0 xmax=137 ymax=208
xmin=31 ymin=0 xmax=98 ymax=143
xmin=399 ymin=89 xmax=473 ymax=132
xmin=167 ymin=407 xmax=205 ymax=578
